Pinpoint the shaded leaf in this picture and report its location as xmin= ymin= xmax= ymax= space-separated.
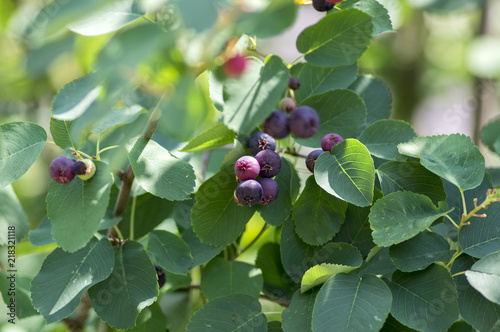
xmin=282 ymin=289 xmax=317 ymax=332
xmin=0 ymin=273 xmax=38 ymax=319
xmin=147 ymin=230 xmax=193 ymax=275
xmin=338 ymin=0 xmax=393 ymax=36
xmin=466 ymin=250 xmax=500 ymax=305
xmin=90 ymin=105 xmax=143 ymax=135
xmin=180 ymin=123 xmax=235 ymax=152
xmin=29 ymin=216 xmax=55 ymax=247
xmin=182 ymin=228 xmax=224 ymax=269
xmin=0 ymin=185 xmax=29 ymax=245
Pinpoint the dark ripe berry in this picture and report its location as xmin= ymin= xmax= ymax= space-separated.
xmin=49 ymin=156 xmax=76 ymax=184
xmin=312 ymin=0 xmax=334 ymax=11
xmin=234 ymin=156 xmax=260 ymax=181
xmin=289 ymin=106 xmax=320 ymax=139
xmin=248 ymin=132 xmax=276 ymax=156
xmin=72 ymin=159 xmax=96 ymax=180
xmin=255 ymin=150 xmax=282 ymax=178
xmin=262 ymin=110 xmax=290 ymax=139
xmin=155 ymin=265 xmax=166 ymax=288
xmin=235 ymin=180 xmax=263 ymax=207
xmin=288 ymin=76 xmax=300 ymax=90
xmin=258 ymin=178 xmax=279 ymax=205
xmin=326 ymin=0 xmax=344 ymax=3
xmin=223 ymin=54 xmax=248 ymax=78
xmin=321 ymin=133 xmax=344 ymax=152
xmin=279 ymin=97 xmax=296 ymax=113
xmin=306 ymin=150 xmax=324 ymax=173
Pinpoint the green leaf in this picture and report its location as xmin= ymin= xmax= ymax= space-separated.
xmin=47 ymin=161 xmax=113 ymax=252
xmin=377 ymin=161 xmax=447 ymax=205
xmin=237 ymin=0 xmax=297 ymax=38
xmin=296 ymin=9 xmax=373 ymax=67
xmin=451 ymin=254 xmax=500 ymax=332
xmin=480 ymin=117 xmax=500 ymax=155
xmin=268 ymin=321 xmax=283 ymax=331
xmin=255 ymin=243 xmax=296 ymax=300
xmin=31 ymin=238 xmax=114 ymax=324
xmin=29 ymin=216 xmax=54 ymax=247
xmin=209 ymin=71 xmax=224 ymax=112
xmin=88 ymin=241 xmax=158 ymax=329
xmin=259 ymin=157 xmax=300 ymax=227
xmin=67 ymin=0 xmax=145 ymax=36
xmin=314 ymin=139 xmax=375 ymax=207
xmin=353 ymin=247 xmax=396 ymax=279
xmin=176 ymin=0 xmax=218 ymax=32
xmin=191 ymin=168 xmax=255 ymax=246
xmin=147 ymin=230 xmax=193 ymax=275
xmin=332 ymin=203 xmax=375 ymax=258
xmin=348 ymin=75 xmax=392 ymax=131
xmin=0 ymin=122 xmax=47 ymax=188
xmin=126 ymin=302 xmax=167 ymax=332
xmin=295 ymin=90 xmax=367 ymax=148
xmin=398 ymin=134 xmax=485 ymax=191
xmin=200 ymin=258 xmax=263 ymax=300
xmin=49 ymin=118 xmax=82 ymax=149
xmin=369 ymin=191 xmax=452 ymax=247
xmin=0 ymin=272 xmax=38 ymax=319
xmin=181 ymin=228 xmax=224 ymax=268
xmin=180 ymin=123 xmax=235 ymax=152
xmin=358 ymin=120 xmax=416 ymax=161
xmin=465 ymin=250 xmax=500 ymax=305
xmin=0 ymin=185 xmax=29 ymax=245
xmin=338 ymin=0 xmax=393 ymax=36
xmin=300 ymin=243 xmax=363 ymax=292
xmin=282 ymin=289 xmax=317 ymax=332
xmin=293 ymin=176 xmax=348 ymax=246
xmin=459 ymin=200 xmax=500 ymax=258
xmin=186 ymin=294 xmax=267 ymax=332
xmin=389 ymin=231 xmax=454 ymax=272
xmin=128 ymin=138 xmax=196 ymax=201
xmin=387 ymin=264 xmax=459 ymax=332
xmin=291 ymin=63 xmax=358 ymax=104
xmin=223 ymin=55 xmax=289 ymax=135
xmin=313 ymin=274 xmax=392 ymax=332
xmin=90 ymin=105 xmax=143 ymax=135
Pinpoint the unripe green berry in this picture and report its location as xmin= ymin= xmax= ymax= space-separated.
xmin=73 ymin=159 xmax=96 ymax=181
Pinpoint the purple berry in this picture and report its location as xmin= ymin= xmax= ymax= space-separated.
xmin=321 ymin=133 xmax=344 ymax=152
xmin=155 ymin=265 xmax=166 ymax=288
xmin=72 ymin=159 xmax=96 ymax=180
xmin=255 ymin=150 xmax=282 ymax=178
xmin=306 ymin=150 xmax=324 ymax=173
xmin=263 ymin=110 xmax=290 ymax=139
xmin=49 ymin=156 xmax=76 ymax=184
xmin=312 ymin=0 xmax=334 ymax=11
xmin=234 ymin=156 xmax=260 ymax=181
xmin=288 ymin=76 xmax=300 ymax=90
xmin=235 ymin=180 xmax=263 ymax=207
xmin=279 ymin=97 xmax=296 ymax=113
xmin=258 ymin=178 xmax=279 ymax=205
xmin=248 ymin=132 xmax=277 ymax=156
xmin=289 ymin=106 xmax=320 ymax=139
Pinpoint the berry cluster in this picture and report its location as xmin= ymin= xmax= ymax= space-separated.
xmin=305 ymin=133 xmax=344 ymax=173
xmin=49 ymin=156 xmax=96 ymax=184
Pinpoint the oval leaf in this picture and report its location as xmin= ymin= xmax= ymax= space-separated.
xmin=312 ymin=274 xmax=392 ymax=332
xmin=387 ymin=264 xmax=459 ymax=332
xmin=180 ymin=123 xmax=235 ymax=152
xmin=0 ymin=122 xmax=47 ymax=188
xmin=398 ymin=134 xmax=485 ymax=191
xmin=47 ymin=160 xmax=113 ymax=252
xmin=358 ymin=119 xmax=416 ymax=161
xmin=88 ymin=241 xmax=158 ymax=329
xmin=314 ymin=139 xmax=375 ymax=207
xmin=31 ymin=238 xmax=114 ymax=324
xmin=0 ymin=185 xmax=29 ymax=245
xmin=128 ymin=138 xmax=196 ymax=201
xmin=466 ymin=250 xmax=500 ymax=305
xmin=0 ymin=273 xmax=38 ymax=319
xmin=297 ymin=9 xmax=373 ymax=67
xmin=186 ymin=294 xmax=267 ymax=332
xmin=293 ymin=176 xmax=348 ymax=246
xmin=338 ymin=0 xmax=393 ymax=36
xmin=182 ymin=228 xmax=224 ymax=268
xmin=282 ymin=289 xmax=318 ymax=332
xmin=369 ymin=191 xmax=452 ymax=247
xmin=147 ymin=230 xmax=193 ymax=275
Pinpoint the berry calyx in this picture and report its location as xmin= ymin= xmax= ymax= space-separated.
xmin=321 ymin=133 xmax=344 ymax=152
xmin=234 ymin=156 xmax=260 ymax=181
xmin=312 ymin=0 xmax=334 ymax=11
xmin=279 ymin=97 xmax=296 ymax=113
xmin=306 ymin=150 xmax=324 ymax=173
xmin=288 ymin=76 xmax=300 ymax=90
xmin=248 ymin=132 xmax=277 ymax=156
xmin=289 ymin=106 xmax=320 ymax=139
xmin=155 ymin=265 xmax=166 ymax=288
xmin=72 ymin=159 xmax=96 ymax=181
xmin=235 ymin=180 xmax=264 ymax=207
xmin=223 ymin=54 xmax=248 ymax=78
xmin=258 ymin=178 xmax=279 ymax=205
xmin=255 ymin=150 xmax=282 ymax=178
xmin=49 ymin=156 xmax=76 ymax=184
xmin=262 ymin=110 xmax=290 ymax=139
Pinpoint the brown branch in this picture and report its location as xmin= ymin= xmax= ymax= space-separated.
xmin=62 ymin=292 xmax=92 ymax=332
xmin=260 ymin=294 xmax=291 ymax=308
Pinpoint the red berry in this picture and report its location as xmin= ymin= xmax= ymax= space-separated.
xmin=223 ymin=54 xmax=248 ymax=78
xmin=234 ymin=156 xmax=260 ymax=181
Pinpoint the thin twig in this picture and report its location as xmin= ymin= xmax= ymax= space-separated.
xmin=260 ymin=294 xmax=291 ymax=307
xmin=231 ymin=223 xmax=268 ymax=262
